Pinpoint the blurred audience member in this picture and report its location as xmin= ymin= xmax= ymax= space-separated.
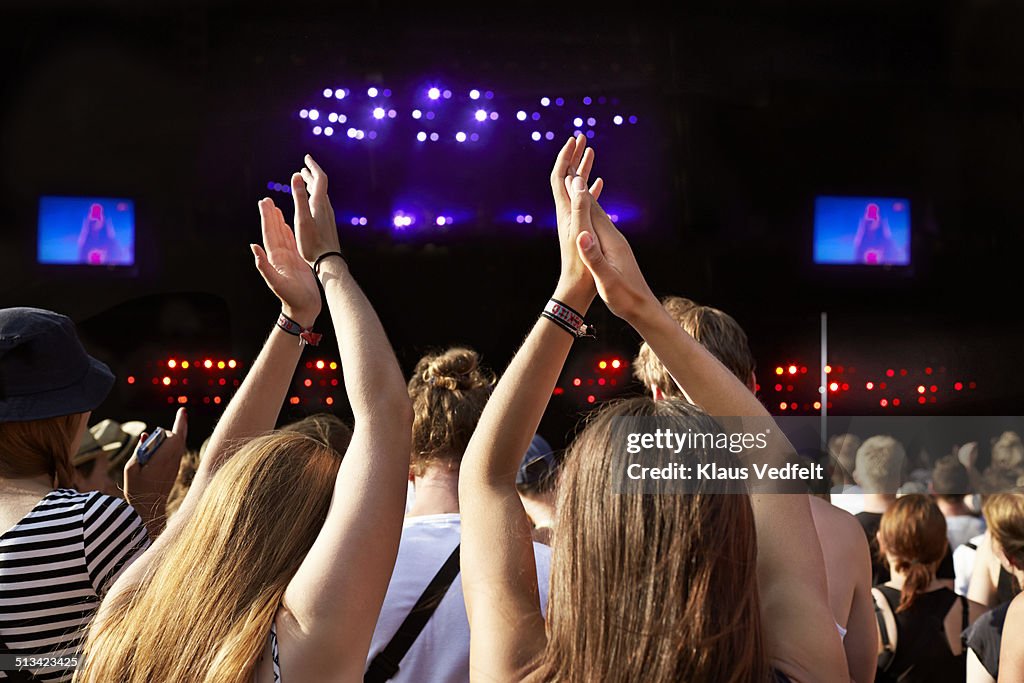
xmin=516 ymin=434 xmax=559 ymax=545
xmin=74 ymin=418 xmax=146 ymax=496
xmin=932 ymin=455 xmax=986 ymax=550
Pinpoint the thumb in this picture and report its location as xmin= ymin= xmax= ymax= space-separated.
xmin=569 ymin=176 xmax=592 ymax=232
xmin=576 ymin=230 xmax=612 ymax=281
xmin=172 ymin=407 xmax=188 ymax=439
xmin=250 ymin=244 xmax=276 ymax=283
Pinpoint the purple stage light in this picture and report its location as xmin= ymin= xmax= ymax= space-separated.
xmin=417 ymin=131 xmax=427 ymax=142
xmin=335 ymin=89 xmax=346 ymax=100
xmin=328 ymin=113 xmax=338 ymax=122
xmin=392 ymin=213 xmax=414 ymax=228
xmin=313 ymin=126 xmax=322 ymax=135
xmin=267 ymin=181 xmax=276 ymax=190
xmin=515 ymin=215 xmax=524 ymax=224
xmin=555 ymin=97 xmax=565 ymax=106
xmin=436 ymin=216 xmax=447 ymax=226
xmin=475 ymin=109 xmax=487 ymax=122
xmin=373 ymin=107 xmax=386 ymax=119
xmin=355 ymin=130 xmax=365 ymax=140
xmin=455 ymin=131 xmax=467 ymax=142
xmin=585 ymin=130 xmax=595 ymax=139
xmin=428 ymin=87 xmax=441 ymax=100
xmin=367 ymin=131 xmax=377 ymax=140
xmin=587 ymin=117 xmax=596 ymax=126
xmin=350 ymin=217 xmax=360 ymax=226
xmin=323 ymin=88 xmax=333 ymax=98
xmin=470 ymin=89 xmax=481 ymax=100
xmin=573 ymin=129 xmax=582 ymax=137
xmin=324 ymin=126 xmax=334 ymax=136
xmin=425 ymin=111 xmax=436 ymax=120
xmin=613 ymin=115 xmax=623 ymax=125
xmin=338 ymin=114 xmax=347 ymax=123
xmin=359 ymin=217 xmax=368 ymax=226
xmin=531 ymin=112 xmax=541 ymax=121
xmin=387 ymin=109 xmax=397 ymax=118
xmin=583 ymin=96 xmax=592 ymax=105
xmin=489 ymin=111 xmax=498 ymax=120
xmin=541 ymin=97 xmax=550 ymax=106
xmin=367 ymin=87 xmax=379 ymax=97
xmin=484 ymin=91 xmax=494 ymax=99
xmin=412 ymin=109 xmax=422 ymax=119
xmin=443 ymin=89 xmax=452 ymax=99
xmin=629 ymin=115 xmax=638 ymax=124
xmin=308 ymin=109 xmax=320 ymax=121
xmin=545 ymin=131 xmax=555 ymax=140
xmin=573 ymin=117 xmax=584 ymax=127
xmin=516 ymin=111 xmax=527 ymax=121
xmin=470 ymin=133 xmax=479 ymax=141
xmin=429 ymin=132 xmax=439 ymax=141
xmin=347 ymin=128 xmax=357 ymax=138
xmin=524 ymin=214 xmax=533 ymax=224
xmin=531 ymin=131 xmax=541 ymax=141
xmin=300 ymin=109 xmax=308 ymax=119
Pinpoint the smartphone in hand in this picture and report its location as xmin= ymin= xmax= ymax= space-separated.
xmin=136 ymin=427 xmax=167 ymax=467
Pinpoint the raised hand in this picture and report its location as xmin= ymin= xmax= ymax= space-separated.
xmin=573 ymin=199 xmax=657 ymax=324
xmin=551 ymin=134 xmax=603 ymax=299
xmin=123 ymin=407 xmax=188 ymax=537
xmin=291 ymin=154 xmax=341 ymax=265
xmin=251 ymin=197 xmax=322 ymax=327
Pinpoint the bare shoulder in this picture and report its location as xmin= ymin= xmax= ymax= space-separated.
xmin=810 ymin=497 xmax=870 ymax=554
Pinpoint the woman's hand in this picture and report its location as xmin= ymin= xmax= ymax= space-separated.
xmin=551 ymin=134 xmax=603 ymax=302
xmin=123 ymin=407 xmax=188 ymax=537
xmin=290 ymin=154 xmax=341 ymax=266
xmin=573 ymin=198 xmax=658 ymax=324
xmin=251 ymin=197 xmax=322 ymax=328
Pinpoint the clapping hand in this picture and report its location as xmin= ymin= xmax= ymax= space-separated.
xmin=290 ymin=154 xmax=341 ymax=267
xmin=251 ymin=197 xmax=322 ymax=328
xmin=551 ymin=134 xmax=603 ymax=299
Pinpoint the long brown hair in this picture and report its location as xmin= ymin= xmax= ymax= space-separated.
xmin=75 ymin=431 xmax=343 ymax=683
xmin=878 ymin=494 xmax=948 ymax=612
xmin=407 ymin=347 xmax=493 ymax=475
xmin=984 ymin=493 xmax=1024 ymax=567
xmin=535 ymin=397 xmax=768 ymax=683
xmin=0 ymin=414 xmax=81 ymax=488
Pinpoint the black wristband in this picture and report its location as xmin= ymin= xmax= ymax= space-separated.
xmin=313 ymin=251 xmax=345 ymax=275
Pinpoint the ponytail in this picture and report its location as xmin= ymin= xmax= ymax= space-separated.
xmin=878 ymin=494 xmax=948 ymax=613
xmin=895 ymin=559 xmax=937 ymax=612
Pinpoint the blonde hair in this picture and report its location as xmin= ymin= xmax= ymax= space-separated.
xmin=984 ymin=494 xmax=1024 ymax=567
xmin=407 ymin=347 xmax=493 ymax=476
xmin=992 ymin=432 xmax=1024 ymax=471
xmin=634 ymin=297 xmax=755 ymax=396
xmin=855 ymin=435 xmax=906 ymax=493
xmin=76 ymin=431 xmax=342 ymax=683
xmin=0 ymin=414 xmax=81 ymax=488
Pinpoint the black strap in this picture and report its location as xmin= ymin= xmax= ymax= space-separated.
xmin=960 ymin=594 xmax=969 ymax=634
xmin=874 ymin=590 xmax=895 ymax=673
xmin=364 ymin=544 xmax=461 ymax=683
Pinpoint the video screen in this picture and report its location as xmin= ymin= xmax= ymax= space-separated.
xmin=38 ymin=196 xmax=135 ymax=266
xmin=813 ymin=196 xmax=910 ymax=266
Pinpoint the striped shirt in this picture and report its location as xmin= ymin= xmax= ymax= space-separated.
xmin=0 ymin=489 xmax=149 ymax=682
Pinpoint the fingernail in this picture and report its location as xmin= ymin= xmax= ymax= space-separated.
xmin=572 ymin=176 xmax=587 ymax=193
xmin=580 ymin=232 xmax=593 ymax=249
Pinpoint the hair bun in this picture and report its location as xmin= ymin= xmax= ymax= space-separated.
xmin=421 ymin=348 xmax=488 ymax=392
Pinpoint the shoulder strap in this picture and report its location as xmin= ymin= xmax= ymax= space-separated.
xmin=873 ymin=587 xmax=896 ymax=672
xmin=364 ymin=544 xmax=461 ymax=683
xmin=960 ymin=594 xmax=969 ymax=634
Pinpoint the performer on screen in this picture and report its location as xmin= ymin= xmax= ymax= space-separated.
xmin=853 ymin=202 xmax=903 ymax=265
xmin=77 ymin=203 xmax=121 ymax=264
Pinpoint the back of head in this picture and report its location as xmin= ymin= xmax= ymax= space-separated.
xmin=79 ymin=431 xmax=342 ymax=682
xmin=541 ymin=396 xmax=766 ymax=683
xmin=855 ymin=435 xmax=906 ymax=494
xmin=283 ymin=412 xmax=353 ymax=456
xmin=634 ymin=296 xmax=755 ymax=397
xmin=828 ymin=433 xmax=862 ymax=485
xmin=984 ymin=494 xmax=1024 ymax=571
xmin=0 ymin=415 xmax=81 ymax=489
xmin=992 ymin=432 xmax=1024 ymax=471
xmin=931 ymin=455 xmax=970 ymax=502
xmin=878 ymin=494 xmax=948 ymax=612
xmin=407 ymin=347 xmax=494 ymax=476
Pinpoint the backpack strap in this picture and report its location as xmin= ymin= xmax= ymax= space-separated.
xmin=364 ymin=544 xmax=461 ymax=683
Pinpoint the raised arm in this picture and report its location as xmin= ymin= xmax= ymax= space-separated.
xmin=279 ymin=155 xmax=413 ymax=677
xmin=574 ymin=198 xmax=848 ymax=683
xmin=459 ymin=135 xmax=601 ymax=680
xmin=106 ymin=197 xmax=322 ymax=597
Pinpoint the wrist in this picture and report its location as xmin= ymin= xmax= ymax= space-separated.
xmin=552 ymin=279 xmax=596 ymax=314
xmin=281 ymin=305 xmax=319 ymax=329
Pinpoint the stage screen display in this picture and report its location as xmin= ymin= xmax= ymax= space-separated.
xmin=813 ymin=196 xmax=910 ymax=266
xmin=38 ymin=196 xmax=135 ymax=266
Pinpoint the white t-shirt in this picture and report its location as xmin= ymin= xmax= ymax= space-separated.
xmin=953 ymin=532 xmax=987 ymax=597
xmin=829 ymin=486 xmax=864 ymax=516
xmin=366 ymin=513 xmax=552 ymax=683
xmin=946 ymin=515 xmax=986 ymax=553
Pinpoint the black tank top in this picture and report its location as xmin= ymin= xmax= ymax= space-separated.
xmin=876 ymin=586 xmax=967 ymax=683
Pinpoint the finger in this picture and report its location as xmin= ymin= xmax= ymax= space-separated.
xmin=305 ymin=154 xmax=326 ymax=189
xmin=550 ymin=136 xmax=577 ymax=206
xmin=567 ymin=133 xmax=587 ymax=176
xmin=576 ymin=147 xmax=595 ymax=183
xmin=171 ymin=407 xmax=188 ymax=439
xmin=290 ymin=173 xmax=314 ymax=227
xmin=258 ymin=198 xmax=277 ymax=250
xmin=300 ymin=168 xmax=314 ymax=189
xmin=590 ymin=177 xmax=604 ymax=201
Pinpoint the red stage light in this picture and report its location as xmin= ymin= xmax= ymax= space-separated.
xmin=918 ymin=396 xmax=927 ymax=404
xmin=954 ymin=382 xmax=963 ymax=391
xmin=329 ymin=362 xmax=338 ymax=370
xmin=775 ymin=367 xmax=784 ymax=375
xmin=900 ymin=369 xmax=907 ymax=376
xmin=829 ymin=382 xmax=839 ymax=392
xmin=203 ymin=397 xmax=210 ymax=404
xmin=305 ymin=362 xmax=313 ymax=369
xmin=213 ymin=396 xmax=222 ymax=404
xmin=228 ymin=359 xmax=237 ymax=369
xmin=813 ymin=401 xmax=821 ymax=410
xmin=304 ymin=379 xmax=313 ymax=387
xmin=573 ymin=378 xmax=582 ymax=387
xmin=167 ymin=359 xmax=177 ymax=369
xmin=127 ymin=376 xmax=135 ymax=385
xmin=218 ymin=378 xmax=226 ymax=386
xmin=930 ymin=385 xmax=937 ymax=393
xmin=841 ymin=383 xmax=849 ymax=391
xmin=326 ymin=397 xmax=334 ymax=406
xmin=824 ymin=365 xmax=832 ymax=374
xmin=177 ymin=396 xmax=188 ymax=404
xmin=598 ymin=378 xmax=606 ymax=386
xmin=316 ymin=360 xmax=325 ymax=370
xmin=800 ymin=366 xmax=808 ymax=374
xmin=166 ymin=396 xmax=174 ymax=404
xmin=217 ymin=361 xmax=226 ymax=370
xmin=587 ymin=395 xmax=596 ymax=404
xmin=788 ymin=365 xmax=797 ymax=375
xmin=331 ymin=379 xmax=339 ymax=386
xmin=289 ymin=396 xmax=300 ymax=405
xmin=917 ymin=385 xmax=926 ymax=394
xmin=880 ymin=382 xmax=887 ymax=390
xmin=790 ymin=403 xmax=797 ymax=411
xmin=775 ymin=384 xmax=782 ymax=392
xmin=893 ymin=398 xmax=901 ymax=407
xmin=969 ymin=381 xmax=977 ymax=389
xmin=162 ymin=377 xmax=171 ymax=386
xmin=181 ymin=360 xmax=189 ymax=369
xmin=611 ymin=359 xmax=622 ymax=369
xmin=203 ymin=359 xmax=213 ymax=369
xmin=598 ymin=360 xmax=608 ymax=370
xmin=866 ymin=382 xmax=874 ymax=390
xmin=880 ymin=399 xmax=889 ymax=407
xmin=925 ymin=367 xmax=933 ymax=375
xmin=779 ymin=402 xmax=788 ymax=411
xmin=553 ymin=387 xmax=564 ymax=395
xmin=886 ymin=369 xmax=895 ymax=377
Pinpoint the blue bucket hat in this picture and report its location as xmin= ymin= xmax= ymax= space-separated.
xmin=0 ymin=308 xmax=115 ymax=422
xmin=517 ymin=434 xmax=557 ymax=487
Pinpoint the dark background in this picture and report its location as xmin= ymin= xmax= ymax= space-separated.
xmin=3 ymin=0 xmax=1024 ymax=448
